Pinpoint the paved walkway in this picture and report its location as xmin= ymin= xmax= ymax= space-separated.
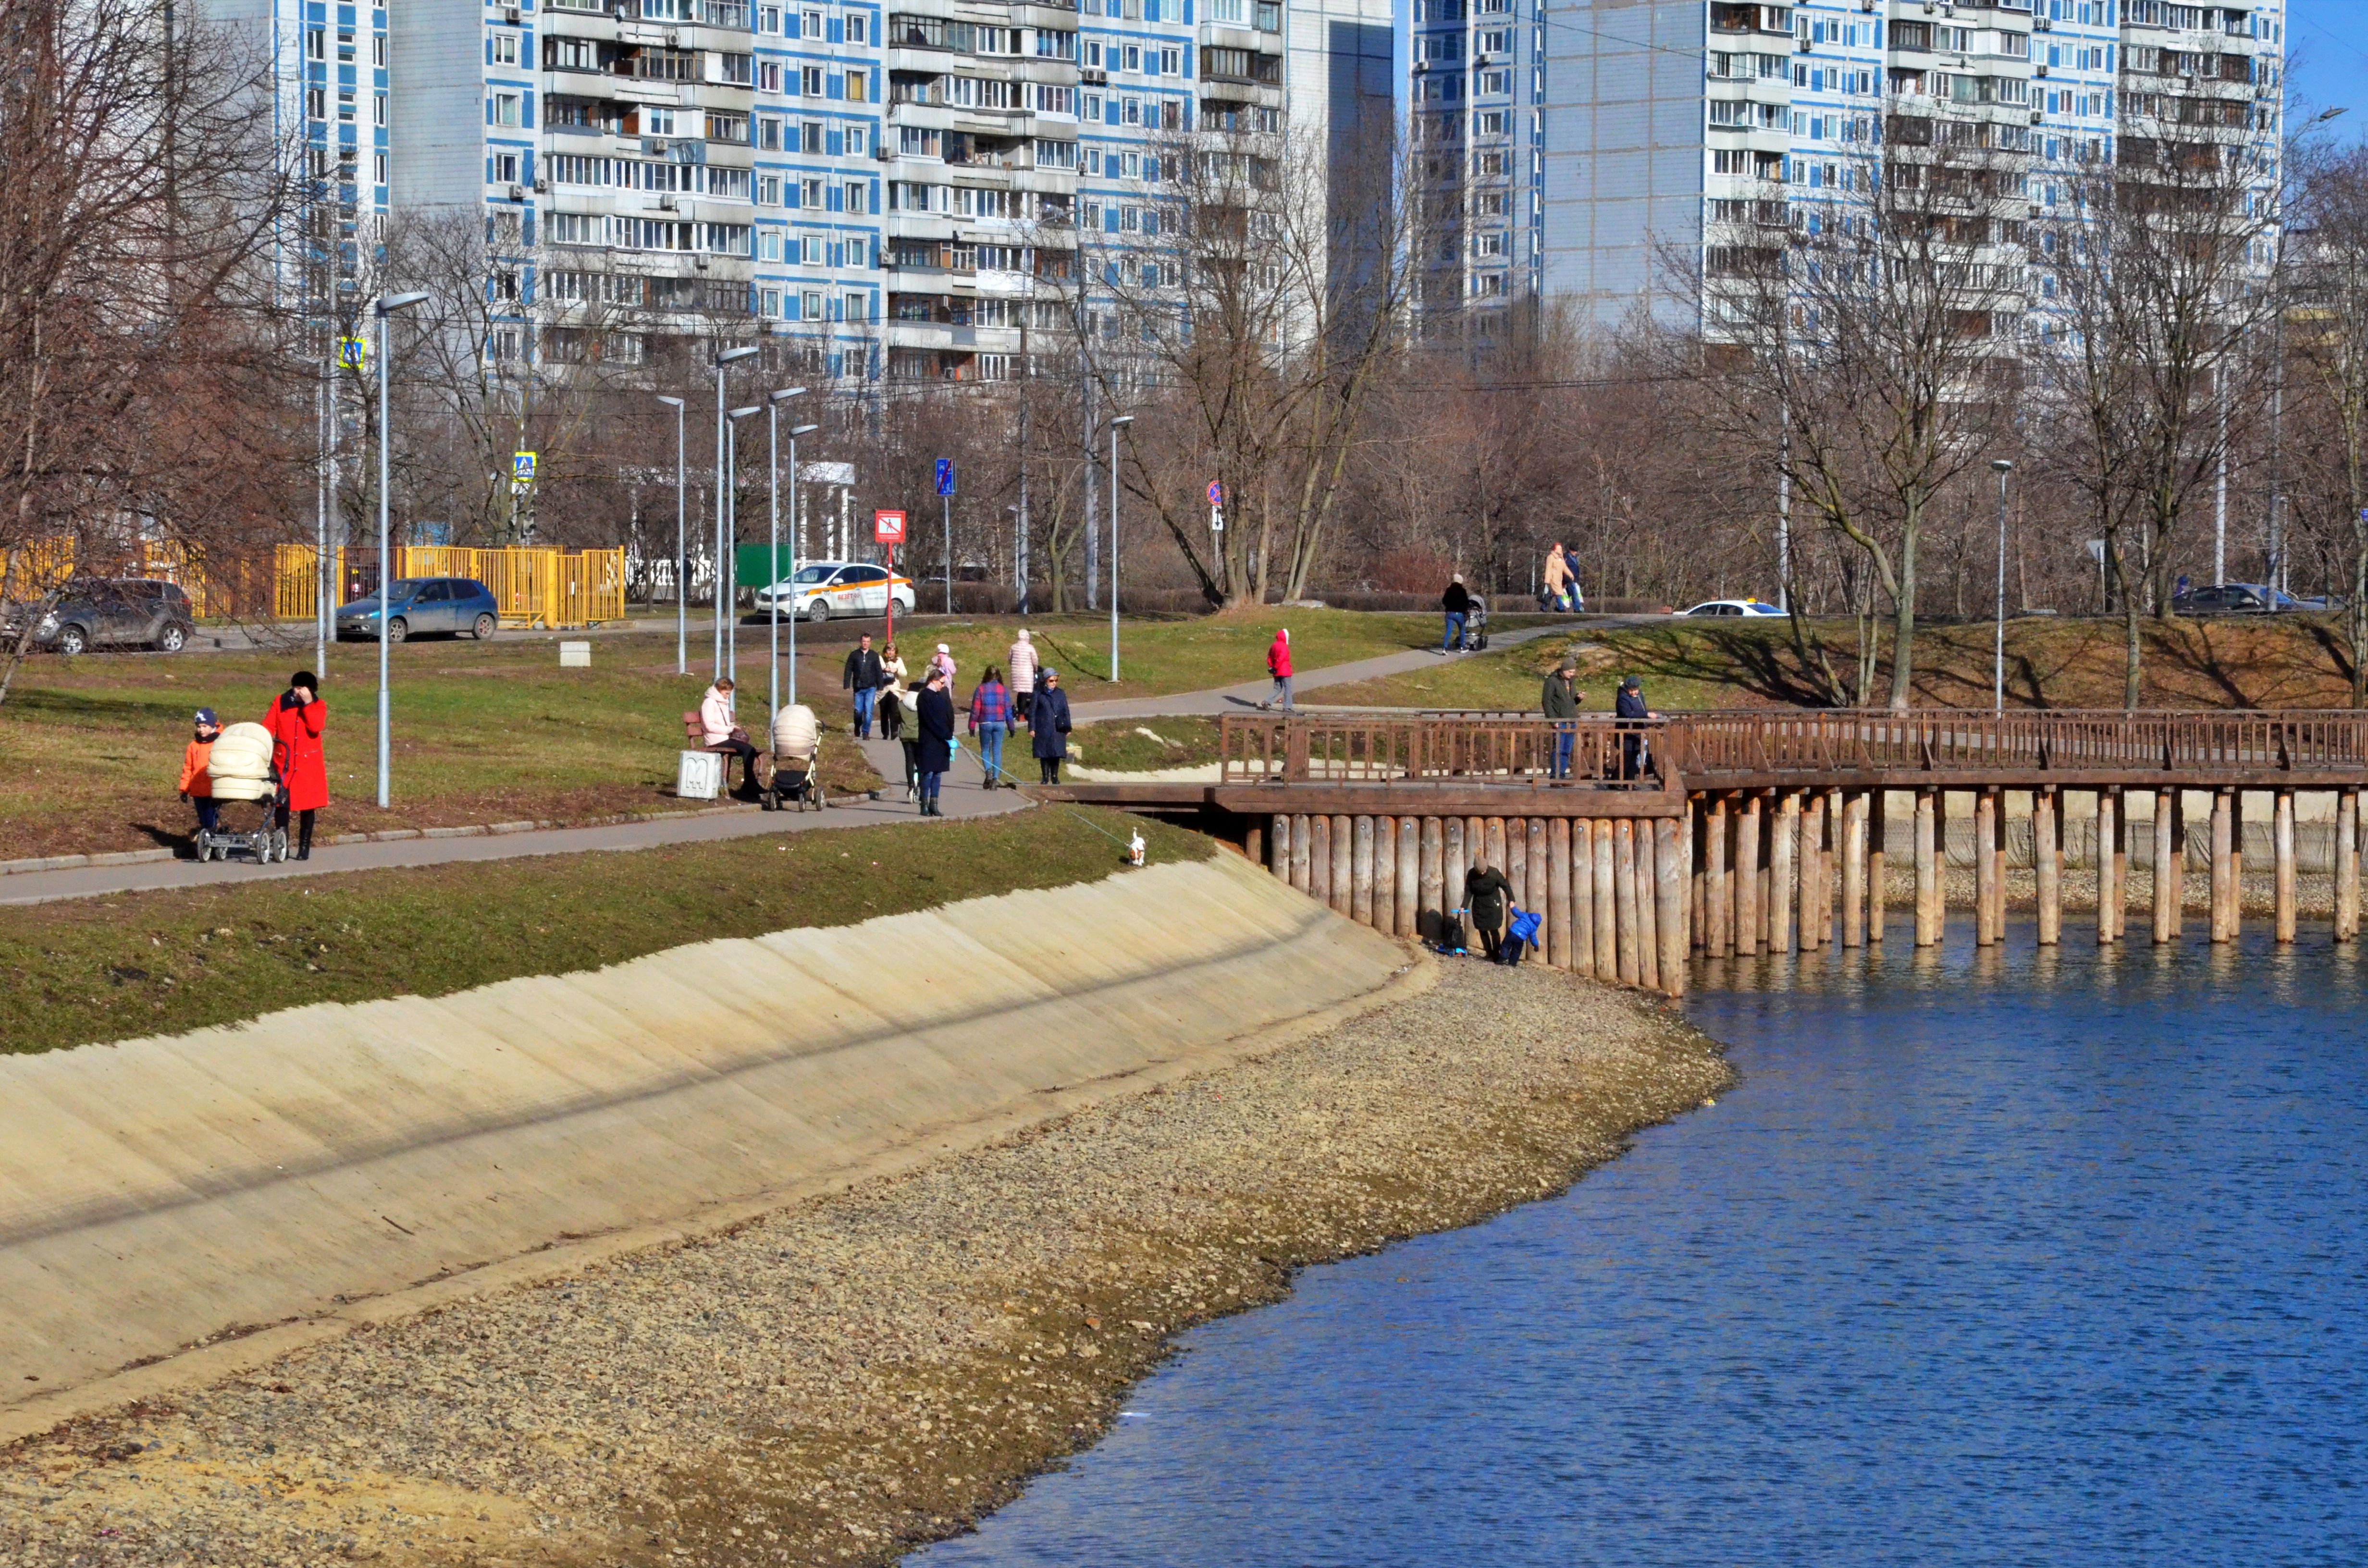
xmin=0 ymin=735 xmax=1025 ymax=908
xmin=1067 ymin=623 xmax=1567 ymax=723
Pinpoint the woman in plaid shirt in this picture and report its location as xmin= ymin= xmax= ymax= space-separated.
xmin=969 ymin=663 xmax=1012 ymax=790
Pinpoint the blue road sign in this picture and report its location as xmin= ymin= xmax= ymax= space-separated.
xmin=936 ymin=458 xmax=956 ymax=497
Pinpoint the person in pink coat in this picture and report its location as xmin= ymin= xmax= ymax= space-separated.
xmin=1259 ymin=629 xmax=1295 ymax=714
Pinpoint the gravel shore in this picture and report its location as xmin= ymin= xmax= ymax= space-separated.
xmin=0 ymin=959 xmax=1729 ymax=1568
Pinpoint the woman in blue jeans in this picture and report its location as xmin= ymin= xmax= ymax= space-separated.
xmin=969 ymin=663 xmax=1012 ymax=788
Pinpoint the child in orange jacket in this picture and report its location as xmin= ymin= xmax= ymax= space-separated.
xmin=179 ymin=709 xmax=220 ymax=837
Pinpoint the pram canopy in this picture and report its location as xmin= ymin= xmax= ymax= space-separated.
xmin=771 ymin=703 xmax=821 ymax=759
xmin=206 ymin=721 xmax=276 ymax=802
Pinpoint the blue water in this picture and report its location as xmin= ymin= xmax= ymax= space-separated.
xmin=915 ymin=925 xmax=2368 ymax=1566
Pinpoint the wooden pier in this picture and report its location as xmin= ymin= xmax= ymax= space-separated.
xmin=1036 ymin=710 xmax=2368 ymax=999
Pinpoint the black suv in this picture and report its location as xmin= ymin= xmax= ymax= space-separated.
xmin=7 ymin=579 xmax=198 ymax=654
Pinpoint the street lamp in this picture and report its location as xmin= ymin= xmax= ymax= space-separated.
xmin=726 ymin=404 xmax=761 ymax=686
xmin=714 ymin=344 xmax=762 ymax=679
xmin=1992 ymin=458 xmax=2014 ymax=714
xmin=1108 ymin=415 xmax=1134 ymax=683
xmin=765 ymin=386 xmax=810 ymax=724
xmin=372 ymin=290 xmax=430 ymax=811
xmin=656 ymin=395 xmax=687 ymax=675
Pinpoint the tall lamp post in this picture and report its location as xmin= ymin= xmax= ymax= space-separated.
xmin=787 ymin=419 xmax=818 ymax=704
xmin=765 ymin=386 xmax=810 ymax=724
xmin=656 ymin=395 xmax=687 ymax=675
xmin=1991 ymin=458 xmax=2013 ymax=714
xmin=372 ymin=290 xmax=430 ymax=810
xmin=714 ymin=345 xmax=761 ymax=679
xmin=1108 ymin=415 xmax=1133 ymax=682
xmin=726 ymin=404 xmax=761 ymax=686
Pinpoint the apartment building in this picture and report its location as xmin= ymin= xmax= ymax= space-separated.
xmin=1409 ymin=0 xmax=1542 ymax=333
xmin=1518 ymin=0 xmax=2286 ymax=334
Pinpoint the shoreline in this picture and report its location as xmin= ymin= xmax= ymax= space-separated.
xmin=0 ymin=957 xmax=1730 ymax=1568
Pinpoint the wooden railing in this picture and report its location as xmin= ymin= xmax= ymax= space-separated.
xmin=1221 ymin=710 xmax=2368 ymax=790
xmin=1219 ymin=715 xmax=1666 ymax=788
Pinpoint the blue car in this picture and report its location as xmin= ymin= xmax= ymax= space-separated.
xmin=334 ymin=577 xmax=501 ymax=642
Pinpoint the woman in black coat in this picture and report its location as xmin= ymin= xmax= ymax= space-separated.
xmin=1028 ymin=669 xmax=1073 ymax=784
xmin=914 ymin=671 xmax=956 ymax=816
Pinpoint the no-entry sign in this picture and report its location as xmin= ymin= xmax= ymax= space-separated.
xmin=874 ymin=509 xmax=907 ymax=544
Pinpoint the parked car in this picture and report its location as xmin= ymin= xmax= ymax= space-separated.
xmin=753 ymin=561 xmax=917 ymax=622
xmin=334 ymin=577 xmax=500 ymax=642
xmin=1679 ymin=598 xmax=1788 ymax=618
xmin=2169 ymin=583 xmax=2332 ymax=616
xmin=2 ymin=578 xmax=197 ymax=654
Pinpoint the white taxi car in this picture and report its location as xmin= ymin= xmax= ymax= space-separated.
xmin=1679 ymin=598 xmax=1788 ymax=618
xmin=756 ymin=561 xmax=918 ymax=621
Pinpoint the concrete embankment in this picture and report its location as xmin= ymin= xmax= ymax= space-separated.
xmin=0 ymin=954 xmax=1729 ymax=1568
xmin=0 ymin=854 xmax=1405 ymax=1420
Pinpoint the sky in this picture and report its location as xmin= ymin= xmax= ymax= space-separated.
xmin=2288 ymin=0 xmax=2368 ymax=144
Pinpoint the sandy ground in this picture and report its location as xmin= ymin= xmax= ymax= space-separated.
xmin=0 ymin=959 xmax=1729 ymax=1568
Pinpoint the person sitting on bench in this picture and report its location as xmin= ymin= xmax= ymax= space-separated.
xmin=699 ymin=677 xmax=762 ymax=795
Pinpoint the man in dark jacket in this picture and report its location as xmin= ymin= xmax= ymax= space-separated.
xmin=913 ymin=668 xmax=956 ymax=816
xmin=1616 ymin=674 xmax=1657 ymax=780
xmin=1028 ymin=668 xmax=1073 ymax=784
xmin=1542 ymin=656 xmax=1585 ymax=779
xmin=1463 ymin=861 xmax=1513 ymax=962
xmin=1441 ymin=574 xmax=1471 ymax=654
xmin=841 ymin=634 xmax=884 ymax=738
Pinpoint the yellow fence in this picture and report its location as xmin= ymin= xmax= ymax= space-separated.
xmin=273 ymin=545 xmax=627 ymax=629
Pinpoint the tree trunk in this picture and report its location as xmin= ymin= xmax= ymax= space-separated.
xmin=1887 ymin=500 xmax=1919 ymax=711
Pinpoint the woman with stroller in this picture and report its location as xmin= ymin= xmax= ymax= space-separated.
xmin=265 ymin=671 xmax=328 ymax=860
xmin=1028 ymin=668 xmax=1073 ymax=784
xmin=969 ymin=663 xmax=1011 ymax=789
xmin=914 ymin=666 xmax=956 ymax=817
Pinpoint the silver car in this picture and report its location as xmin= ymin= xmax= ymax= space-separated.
xmin=335 ymin=577 xmax=500 ymax=642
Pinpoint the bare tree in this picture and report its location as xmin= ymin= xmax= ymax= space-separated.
xmin=2291 ymin=147 xmax=2368 ymax=704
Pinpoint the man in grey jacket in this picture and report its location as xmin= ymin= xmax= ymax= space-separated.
xmin=1542 ymin=657 xmax=1585 ymax=779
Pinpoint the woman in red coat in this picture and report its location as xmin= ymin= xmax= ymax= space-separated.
xmin=265 ymin=669 xmax=328 ymax=860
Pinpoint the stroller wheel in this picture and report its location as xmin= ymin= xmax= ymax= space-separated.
xmin=271 ymin=829 xmax=288 ymax=863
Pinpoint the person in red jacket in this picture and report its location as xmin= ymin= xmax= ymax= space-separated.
xmin=1259 ymin=627 xmax=1295 ymax=714
xmin=265 ymin=670 xmax=328 ymax=860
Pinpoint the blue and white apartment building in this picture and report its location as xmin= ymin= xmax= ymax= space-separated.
xmin=213 ymin=0 xmax=1404 ymax=383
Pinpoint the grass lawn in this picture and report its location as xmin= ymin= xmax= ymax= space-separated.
xmin=1314 ymin=614 xmax=2368 ymax=713
xmin=0 ymin=634 xmax=885 ymax=861
xmin=1066 ymin=715 xmax=1225 ymax=772
xmin=0 ymin=806 xmax=1211 ymax=1057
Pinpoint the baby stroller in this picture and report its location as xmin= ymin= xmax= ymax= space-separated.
xmin=761 ymin=702 xmax=827 ymax=812
xmin=194 ymin=721 xmax=288 ymax=863
xmin=1461 ymin=594 xmax=1491 ymax=652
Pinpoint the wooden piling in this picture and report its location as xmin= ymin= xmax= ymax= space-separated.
xmin=1547 ymin=819 xmax=1573 ymax=969
xmin=1396 ymin=817 xmax=1421 ymax=939
xmin=1736 ymin=793 xmax=1763 ymax=957
xmin=1656 ymin=816 xmax=1689 ymax=997
xmin=1690 ymin=799 xmax=1708 ymax=953
xmin=1913 ymin=788 xmax=1939 ymax=947
xmin=1635 ymin=814 xmax=1660 ymax=992
xmin=2274 ymin=790 xmax=2296 ymax=944
xmin=1364 ymin=815 xmax=1382 ymax=928
xmin=1307 ymin=814 xmax=1330 ymax=907
xmin=2339 ymin=790 xmax=2361 ymax=944
xmin=1592 ymin=819 xmax=1617 ymax=979
xmin=1370 ymin=816 xmax=1394 ymax=934
xmin=1706 ymin=795 xmax=1731 ymax=957
xmin=1290 ymin=814 xmax=1312 ymax=894
xmin=1769 ymin=791 xmax=1797 ymax=956
xmin=2227 ymin=792 xmax=2243 ymax=939
xmin=2167 ymin=790 xmax=2186 ymax=939
xmin=1330 ymin=816 xmax=1353 ymax=916
xmin=1840 ymin=790 xmax=1866 ymax=949
xmin=1443 ymin=816 xmax=1466 ymax=925
xmin=1420 ymin=816 xmax=1446 ymax=943
xmin=2094 ymin=790 xmax=2118 ymax=945
xmin=1613 ymin=819 xmax=1640 ymax=986
xmin=1990 ymin=789 xmax=2009 ymax=940
xmin=1526 ymin=818 xmax=1548 ymax=931
xmin=1868 ymin=791 xmax=1888 ymax=945
xmin=1245 ymin=821 xmax=1263 ymax=870
xmin=1801 ymin=791 xmax=1826 ymax=951
xmin=1467 ymin=817 xmax=1487 ymax=876
xmin=1269 ymin=814 xmax=1290 ymax=879
xmin=2109 ymin=790 xmax=2129 ymax=942
xmin=2152 ymin=788 xmax=2177 ymax=945
xmin=1574 ymin=818 xmax=1599 ymax=977
xmin=2209 ymin=789 xmax=2234 ymax=942
xmin=1974 ymin=788 xmax=1999 ymax=947
xmin=2035 ymin=786 xmax=2061 ymax=946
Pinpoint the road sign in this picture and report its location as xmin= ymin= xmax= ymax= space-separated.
xmin=336 ymin=337 xmax=368 ymax=370
xmin=875 ymin=509 xmax=907 ymax=544
xmin=1207 ymin=480 xmax=1224 ymax=507
xmin=1210 ymin=506 xmax=1225 ymax=534
xmin=513 ymin=451 xmax=538 ymax=484
xmin=936 ymin=459 xmax=956 ymax=497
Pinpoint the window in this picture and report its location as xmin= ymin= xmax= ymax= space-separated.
xmin=373 ymin=37 xmax=385 ymax=67
xmin=307 ymin=86 xmax=325 ymax=120
xmin=1123 ymin=44 xmax=1140 ymax=72
xmin=801 ymin=65 xmax=823 ymax=95
xmin=491 ymin=30 xmax=519 ymax=65
xmin=845 ymin=68 xmax=868 ymax=102
xmin=374 ymin=92 xmax=386 ymax=125
xmin=1159 ymin=47 xmax=1180 ymax=75
xmin=644 ymin=108 xmax=677 ymax=135
xmin=493 ymin=152 xmax=520 ymax=183
xmin=800 ymin=176 xmax=824 ymax=207
xmin=306 ymin=27 xmax=324 ymax=59
xmin=802 ymin=290 xmax=823 ymax=319
xmin=845 ymin=292 xmax=869 ymax=323
xmin=492 ymin=92 xmax=521 ymax=126
xmin=847 ymin=180 xmax=868 ymax=213
xmin=802 ymin=8 xmax=822 ymax=36
xmin=802 ymin=234 xmax=822 ymax=264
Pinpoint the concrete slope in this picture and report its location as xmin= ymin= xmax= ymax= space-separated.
xmin=0 ymin=854 xmax=1406 ymax=1408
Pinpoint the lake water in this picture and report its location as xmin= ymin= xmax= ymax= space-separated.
xmin=915 ymin=924 xmax=2368 ymax=1566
